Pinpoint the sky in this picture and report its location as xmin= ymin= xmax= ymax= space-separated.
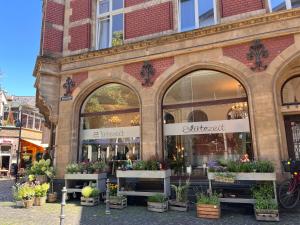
xmin=0 ymin=1 xmax=43 ymax=96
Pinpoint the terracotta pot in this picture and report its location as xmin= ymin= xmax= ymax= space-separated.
xmin=34 ymin=196 xmax=47 ymax=206
xmin=23 ymin=199 xmax=34 ymax=208
xmin=47 ymin=192 xmax=57 ymax=203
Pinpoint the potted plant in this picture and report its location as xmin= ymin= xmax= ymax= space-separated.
xmin=92 ymin=161 xmax=107 ymax=174
xmin=47 ymin=169 xmax=57 ymax=203
xmin=108 ymin=183 xmax=127 ymax=209
xmin=27 ymin=159 xmax=54 ymax=183
xmin=34 ymin=183 xmax=50 ymax=206
xmin=66 ymin=163 xmax=80 ymax=174
xmin=19 ymin=183 xmax=35 ymax=208
xmin=169 ymin=179 xmax=190 ymax=211
xmin=12 ymin=183 xmax=24 ymax=207
xmin=80 ymin=186 xmax=100 ymax=206
xmin=252 ymin=184 xmax=279 ymax=221
xmin=147 ymin=194 xmax=168 ymax=213
xmin=196 ymin=192 xmax=220 ymax=219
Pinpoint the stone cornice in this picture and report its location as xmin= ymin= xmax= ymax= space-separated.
xmin=33 ymin=55 xmax=59 ymax=77
xmin=59 ymin=8 xmax=300 ymax=64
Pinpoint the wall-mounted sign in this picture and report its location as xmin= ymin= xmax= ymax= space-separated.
xmin=164 ymin=119 xmax=250 ymax=136
xmin=81 ymin=126 xmax=140 ymax=140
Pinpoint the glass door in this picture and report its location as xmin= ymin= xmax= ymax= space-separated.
xmin=284 ymin=115 xmax=300 ymax=160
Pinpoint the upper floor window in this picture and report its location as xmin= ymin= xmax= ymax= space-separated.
xmin=96 ymin=0 xmax=124 ymax=50
xmin=269 ymin=0 xmax=300 ymax=12
xmin=179 ymin=0 xmax=216 ymax=32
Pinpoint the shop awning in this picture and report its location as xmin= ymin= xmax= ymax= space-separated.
xmin=20 ymin=139 xmax=45 ymax=153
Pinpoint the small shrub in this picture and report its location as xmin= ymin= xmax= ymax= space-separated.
xmin=196 ymin=192 xmax=220 ymax=206
xmin=81 ymin=186 xmax=99 ymax=198
xmin=34 ymin=183 xmax=50 ymax=197
xmin=132 ymin=161 xmax=147 ymax=170
xmin=148 ymin=194 xmax=168 ymax=203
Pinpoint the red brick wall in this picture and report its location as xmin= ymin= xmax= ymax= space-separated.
xmin=221 ymin=0 xmax=264 ymax=18
xmin=72 ymin=72 xmax=88 ymax=87
xmin=42 ymin=0 xmax=65 ymax=55
xmin=70 ymin=0 xmax=92 ymax=22
xmin=124 ymin=57 xmax=174 ymax=85
xmin=125 ymin=0 xmax=145 ymax=7
xmin=223 ymin=35 xmax=295 ymax=69
xmin=43 ymin=27 xmax=64 ymax=54
xmin=125 ymin=2 xmax=173 ymax=39
xmin=45 ymin=1 xmax=65 ymax=25
xmin=68 ymin=24 xmax=91 ymax=51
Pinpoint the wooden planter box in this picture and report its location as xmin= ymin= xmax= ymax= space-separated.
xmin=255 ymin=209 xmax=280 ymax=222
xmin=47 ymin=192 xmax=57 ymax=203
xmin=147 ymin=201 xmax=168 ymax=213
xmin=197 ymin=204 xmax=220 ymax=219
xmin=213 ymin=175 xmax=235 ymax=184
xmin=109 ymin=196 xmax=127 ymax=209
xmin=34 ymin=196 xmax=47 ymax=206
xmin=169 ymin=200 xmax=188 ymax=212
xmin=208 ymin=172 xmax=276 ymax=181
xmin=23 ymin=199 xmax=34 ymax=208
xmin=80 ymin=197 xmax=99 ymax=206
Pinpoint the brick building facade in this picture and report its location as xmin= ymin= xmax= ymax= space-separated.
xmin=35 ymin=0 xmax=300 ymax=179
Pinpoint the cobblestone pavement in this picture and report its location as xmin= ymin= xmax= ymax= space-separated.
xmin=1 ymin=179 xmax=300 ymax=225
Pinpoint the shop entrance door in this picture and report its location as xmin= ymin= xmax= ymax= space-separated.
xmin=284 ymin=115 xmax=300 ymax=160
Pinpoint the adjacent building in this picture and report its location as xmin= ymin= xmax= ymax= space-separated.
xmin=34 ymin=0 xmax=300 ymax=179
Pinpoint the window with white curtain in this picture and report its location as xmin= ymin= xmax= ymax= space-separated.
xmin=179 ymin=0 xmax=216 ymax=32
xmin=96 ymin=0 xmax=124 ymax=49
xmin=269 ymin=0 xmax=300 ymax=12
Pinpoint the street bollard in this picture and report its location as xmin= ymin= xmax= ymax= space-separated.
xmin=60 ymin=187 xmax=67 ymax=225
xmin=105 ymin=178 xmax=111 ymax=215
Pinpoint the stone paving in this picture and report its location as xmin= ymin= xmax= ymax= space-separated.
xmin=1 ymin=179 xmax=300 ymax=225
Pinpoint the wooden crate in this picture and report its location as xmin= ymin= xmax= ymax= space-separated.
xmin=147 ymin=201 xmax=168 ymax=213
xmin=255 ymin=209 xmax=280 ymax=222
xmin=169 ymin=200 xmax=188 ymax=212
xmin=80 ymin=197 xmax=99 ymax=206
xmin=109 ymin=196 xmax=127 ymax=209
xmin=197 ymin=204 xmax=220 ymax=219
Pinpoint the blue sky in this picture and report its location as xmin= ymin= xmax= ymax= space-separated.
xmin=0 ymin=1 xmax=42 ymax=96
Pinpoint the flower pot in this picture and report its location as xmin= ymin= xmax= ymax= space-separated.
xmin=147 ymin=201 xmax=168 ymax=213
xmin=34 ymin=196 xmax=47 ymax=206
xmin=16 ymin=200 xmax=24 ymax=208
xmin=47 ymin=192 xmax=57 ymax=203
xmin=255 ymin=209 xmax=279 ymax=221
xmin=197 ymin=204 xmax=220 ymax=219
xmin=23 ymin=199 xmax=34 ymax=208
xmin=169 ymin=200 xmax=188 ymax=212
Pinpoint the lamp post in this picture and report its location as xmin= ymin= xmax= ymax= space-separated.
xmin=16 ymin=106 xmax=22 ymax=182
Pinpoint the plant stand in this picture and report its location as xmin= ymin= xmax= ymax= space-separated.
xmin=80 ymin=197 xmax=99 ymax=206
xmin=168 ymin=200 xmax=188 ymax=212
xmin=255 ymin=209 xmax=280 ymax=222
xmin=197 ymin=204 xmax=220 ymax=219
xmin=109 ymin=196 xmax=127 ymax=209
xmin=147 ymin=201 xmax=168 ymax=213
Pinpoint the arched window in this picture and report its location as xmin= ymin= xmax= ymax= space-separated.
xmin=163 ymin=70 xmax=253 ymax=175
xmin=80 ymin=83 xmax=140 ymax=165
xmin=282 ymin=76 xmax=300 ymax=105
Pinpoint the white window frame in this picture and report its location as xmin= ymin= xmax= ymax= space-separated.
xmin=96 ymin=0 xmax=124 ymax=50
xmin=178 ymin=0 xmax=217 ymax=32
xmin=268 ymin=0 xmax=294 ymax=12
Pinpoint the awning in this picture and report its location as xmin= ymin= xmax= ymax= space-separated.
xmin=20 ymin=139 xmax=45 ymax=153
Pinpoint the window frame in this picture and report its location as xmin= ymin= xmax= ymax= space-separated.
xmin=96 ymin=0 xmax=124 ymax=50
xmin=178 ymin=0 xmax=217 ymax=32
xmin=268 ymin=0 xmax=294 ymax=12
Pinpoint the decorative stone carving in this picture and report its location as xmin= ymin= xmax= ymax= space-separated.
xmin=140 ymin=61 xmax=155 ymax=86
xmin=63 ymin=77 xmax=75 ymax=97
xmin=247 ymin=39 xmax=269 ymax=71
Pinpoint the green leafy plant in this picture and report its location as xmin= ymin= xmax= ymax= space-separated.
xmin=252 ymin=184 xmax=278 ymax=210
xmin=196 ymin=192 xmax=220 ymax=206
xmin=148 ymin=194 xmax=168 ymax=203
xmin=66 ymin=163 xmax=80 ymax=174
xmin=81 ymin=186 xmax=99 ymax=198
xmin=34 ymin=183 xmax=50 ymax=197
xmin=92 ymin=161 xmax=107 ymax=172
xmin=18 ymin=183 xmax=35 ymax=200
xmin=28 ymin=159 xmax=54 ymax=178
xmin=145 ymin=160 xmax=159 ymax=170
xmin=254 ymin=161 xmax=274 ymax=173
xmin=171 ymin=179 xmax=190 ymax=202
xmin=221 ymin=160 xmax=274 ymax=173
xmin=12 ymin=183 xmax=22 ymax=201
xmin=132 ymin=161 xmax=147 ymax=170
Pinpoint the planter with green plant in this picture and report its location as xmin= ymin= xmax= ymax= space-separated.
xmin=47 ymin=169 xmax=57 ymax=203
xmin=92 ymin=160 xmax=107 ymax=174
xmin=27 ymin=159 xmax=54 ymax=184
xmin=80 ymin=186 xmax=100 ymax=206
xmin=12 ymin=183 xmax=24 ymax=207
xmin=169 ymin=179 xmax=189 ymax=211
xmin=213 ymin=172 xmax=236 ymax=184
xmin=109 ymin=184 xmax=127 ymax=209
xmin=147 ymin=194 xmax=168 ymax=212
xmin=18 ymin=183 xmax=35 ymax=208
xmin=34 ymin=183 xmax=50 ymax=206
xmin=196 ymin=193 xmax=220 ymax=219
xmin=252 ymin=184 xmax=279 ymax=221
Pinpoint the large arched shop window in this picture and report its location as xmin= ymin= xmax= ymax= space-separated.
xmin=282 ymin=76 xmax=300 ymax=105
xmin=80 ymin=83 xmax=141 ymax=165
xmin=163 ymin=70 xmax=253 ymax=175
